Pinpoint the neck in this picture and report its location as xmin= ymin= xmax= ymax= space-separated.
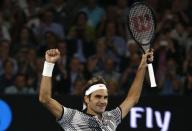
xmin=86 ymin=108 xmax=102 ymax=120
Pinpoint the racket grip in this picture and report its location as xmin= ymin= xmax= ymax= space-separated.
xmin=147 ymin=63 xmax=157 ymax=87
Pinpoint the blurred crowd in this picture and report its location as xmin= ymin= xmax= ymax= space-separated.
xmin=0 ymin=0 xmax=191 ymax=96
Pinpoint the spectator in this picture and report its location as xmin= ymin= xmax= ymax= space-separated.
xmin=103 ymin=21 xmax=126 ymax=58
xmin=0 ymin=59 xmax=15 ymax=93
xmin=10 ymin=8 xmax=27 ymax=43
xmin=69 ymin=11 xmax=96 ymax=43
xmin=0 ymin=40 xmax=18 ymax=76
xmin=49 ymin=0 xmax=69 ymax=30
xmin=86 ymin=37 xmax=117 ymax=74
xmin=37 ymin=31 xmax=59 ymax=57
xmin=20 ymin=0 xmax=41 ymax=19
xmin=4 ymin=73 xmax=36 ymax=94
xmin=33 ymin=8 xmax=65 ymax=41
xmin=0 ymin=11 xmax=11 ymax=41
xmin=95 ymin=57 xmax=120 ymax=86
xmin=120 ymin=53 xmax=140 ymax=93
xmin=11 ymin=26 xmax=37 ymax=54
xmin=73 ymin=78 xmax=86 ymax=95
xmin=80 ymin=0 xmax=105 ymax=28
xmin=65 ymin=55 xmax=85 ymax=94
xmin=26 ymin=47 xmax=39 ymax=90
xmin=159 ymin=58 xmax=182 ymax=96
xmin=108 ymin=79 xmax=123 ymax=96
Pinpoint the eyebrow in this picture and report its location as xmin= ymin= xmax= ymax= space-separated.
xmin=95 ymin=95 xmax=108 ymax=98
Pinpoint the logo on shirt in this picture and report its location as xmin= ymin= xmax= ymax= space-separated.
xmin=0 ymin=99 xmax=12 ymax=130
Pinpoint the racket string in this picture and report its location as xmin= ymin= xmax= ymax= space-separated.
xmin=129 ymin=4 xmax=155 ymax=45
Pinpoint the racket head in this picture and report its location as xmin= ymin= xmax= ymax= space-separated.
xmin=127 ymin=2 xmax=156 ymax=53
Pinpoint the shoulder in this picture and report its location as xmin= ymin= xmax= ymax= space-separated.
xmin=103 ymin=107 xmax=122 ymax=126
xmin=57 ymin=107 xmax=91 ymax=125
xmin=63 ymin=106 xmax=79 ymax=116
xmin=57 ymin=106 xmax=83 ymax=121
xmin=105 ymin=107 xmax=122 ymax=116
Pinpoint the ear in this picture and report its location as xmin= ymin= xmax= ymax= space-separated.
xmin=84 ymin=96 xmax=89 ymax=105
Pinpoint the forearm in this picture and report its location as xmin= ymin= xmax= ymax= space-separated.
xmin=39 ymin=75 xmax=63 ymax=119
xmin=120 ymin=50 xmax=153 ymax=119
xmin=39 ymin=61 xmax=55 ymax=103
xmin=120 ymin=64 xmax=146 ymax=118
xmin=39 ymin=76 xmax=52 ymax=103
xmin=126 ymin=64 xmax=146 ymax=104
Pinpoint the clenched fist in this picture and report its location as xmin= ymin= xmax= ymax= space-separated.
xmin=140 ymin=49 xmax=154 ymax=67
xmin=45 ymin=49 xmax=60 ymax=63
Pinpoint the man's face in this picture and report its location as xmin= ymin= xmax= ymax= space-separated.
xmin=86 ymin=89 xmax=108 ymax=114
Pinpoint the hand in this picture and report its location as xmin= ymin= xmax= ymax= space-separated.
xmin=45 ymin=49 xmax=60 ymax=63
xmin=140 ymin=49 xmax=154 ymax=67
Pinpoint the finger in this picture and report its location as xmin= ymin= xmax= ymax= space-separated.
xmin=147 ymin=52 xmax=154 ymax=62
xmin=148 ymin=55 xmax=154 ymax=62
xmin=146 ymin=50 xmax=153 ymax=56
xmin=143 ymin=52 xmax=153 ymax=58
xmin=48 ymin=49 xmax=56 ymax=56
xmin=146 ymin=48 xmax=154 ymax=54
xmin=46 ymin=50 xmax=51 ymax=55
xmin=150 ymin=48 xmax=154 ymax=52
xmin=48 ymin=49 xmax=54 ymax=55
xmin=55 ymin=48 xmax=60 ymax=55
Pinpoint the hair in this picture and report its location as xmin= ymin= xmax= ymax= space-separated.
xmin=83 ymin=75 xmax=107 ymax=97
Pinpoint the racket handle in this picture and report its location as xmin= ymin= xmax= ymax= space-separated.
xmin=147 ymin=63 xmax=157 ymax=87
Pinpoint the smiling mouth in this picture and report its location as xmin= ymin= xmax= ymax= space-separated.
xmin=97 ymin=105 xmax=106 ymax=108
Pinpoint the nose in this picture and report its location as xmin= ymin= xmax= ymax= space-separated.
xmin=99 ymin=97 xmax=108 ymax=105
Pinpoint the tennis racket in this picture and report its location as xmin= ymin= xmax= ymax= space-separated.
xmin=127 ymin=2 xmax=157 ymax=87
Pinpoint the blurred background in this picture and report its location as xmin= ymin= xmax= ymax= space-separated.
xmin=0 ymin=0 xmax=191 ymax=131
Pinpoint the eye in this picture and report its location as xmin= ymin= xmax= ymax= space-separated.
xmin=104 ymin=96 xmax=108 ymax=99
xmin=95 ymin=95 xmax=102 ymax=99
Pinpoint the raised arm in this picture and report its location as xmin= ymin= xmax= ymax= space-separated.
xmin=120 ymin=50 xmax=154 ymax=119
xmin=39 ymin=49 xmax=63 ymax=120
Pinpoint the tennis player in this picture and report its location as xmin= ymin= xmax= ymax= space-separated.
xmin=39 ymin=48 xmax=154 ymax=131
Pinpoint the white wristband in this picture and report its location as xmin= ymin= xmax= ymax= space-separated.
xmin=42 ymin=61 xmax=55 ymax=77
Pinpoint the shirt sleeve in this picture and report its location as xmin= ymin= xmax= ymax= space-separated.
xmin=57 ymin=106 xmax=76 ymax=125
xmin=108 ymin=107 xmax=122 ymax=126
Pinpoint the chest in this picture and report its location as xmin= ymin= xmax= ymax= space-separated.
xmin=69 ymin=113 xmax=116 ymax=131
